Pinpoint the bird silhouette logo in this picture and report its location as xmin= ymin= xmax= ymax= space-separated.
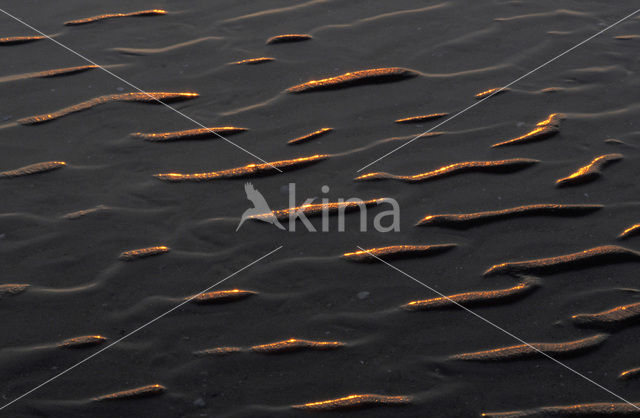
xmin=236 ymin=182 xmax=285 ymax=231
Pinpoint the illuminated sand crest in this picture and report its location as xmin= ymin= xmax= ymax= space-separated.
xmin=450 ymin=334 xmax=607 ymax=360
xmin=401 ymin=277 xmax=539 ymax=311
xmin=482 ymin=402 xmax=640 ymax=417
xmin=155 ymin=154 xmax=328 ymax=182
xmin=571 ymin=302 xmax=640 ymax=327
xmin=194 ymin=347 xmax=242 ymax=356
xmin=62 ymin=205 xmax=108 ymax=220
xmin=287 ymin=68 xmax=419 ymax=93
xmin=0 ymin=65 xmax=100 ymax=84
xmin=395 ymin=113 xmax=448 ymax=123
xmin=0 ymin=161 xmax=66 ymax=178
xmin=556 ymin=153 xmax=623 ymax=187
xmin=65 ymin=10 xmax=167 ymax=26
xmin=292 ymin=394 xmax=411 ymax=410
xmin=0 ymin=35 xmax=45 ymax=45
xmin=355 ymin=158 xmax=539 ymax=183
xmin=189 ymin=289 xmax=257 ymax=304
xmin=266 ymin=34 xmax=312 ymax=44
xmin=0 ymin=284 xmax=29 ymax=296
xmin=343 ymin=244 xmax=457 ymax=262
xmin=230 ymin=57 xmax=275 ymax=65
xmin=484 ymin=245 xmax=640 ymax=276
xmin=416 ymin=204 xmax=603 ymax=227
xmin=619 ymin=367 xmax=640 ymax=379
xmin=475 ymin=87 xmax=509 ymax=99
xmin=492 ymin=113 xmax=563 ymax=147
xmin=93 ymin=384 xmax=166 ymax=401
xmin=288 ymin=128 xmax=333 ymax=144
xmin=59 ymin=335 xmax=107 ymax=349
xmin=619 ymin=224 xmax=640 ymax=239
xmin=250 ymin=198 xmax=385 ymax=222
xmin=131 ymin=126 xmax=246 ymax=142
xmin=18 ymin=92 xmax=198 ymax=125
xmin=119 ymin=246 xmax=170 ymax=261
xmin=251 ymin=339 xmax=345 ymax=353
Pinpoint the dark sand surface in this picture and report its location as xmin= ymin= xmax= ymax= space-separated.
xmin=1 ymin=0 xmax=640 ymax=416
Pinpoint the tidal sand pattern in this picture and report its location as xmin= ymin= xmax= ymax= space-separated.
xmin=292 ymin=394 xmax=411 ymax=410
xmin=450 ymin=334 xmax=607 ymax=361
xmin=342 ymin=244 xmax=457 ymax=262
xmin=64 ymin=10 xmax=167 ymax=26
xmin=155 ymin=155 xmax=328 ymax=181
xmin=287 ymin=68 xmax=418 ymax=93
xmin=18 ymin=92 xmax=198 ymax=125
xmin=555 ymin=153 xmax=624 ymax=187
xmin=3 ymin=1 xmax=640 ymax=416
xmin=484 ymin=245 xmax=640 ymax=276
xmin=401 ymin=276 xmax=540 ymax=311
xmin=416 ymin=204 xmax=602 ymax=228
xmin=355 ymin=158 xmax=539 ymax=182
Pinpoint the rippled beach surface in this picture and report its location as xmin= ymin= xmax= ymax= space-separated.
xmin=1 ymin=0 xmax=639 ymax=416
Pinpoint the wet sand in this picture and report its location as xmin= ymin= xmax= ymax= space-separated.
xmin=1 ymin=0 xmax=640 ymax=417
